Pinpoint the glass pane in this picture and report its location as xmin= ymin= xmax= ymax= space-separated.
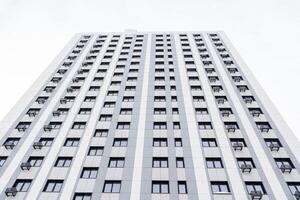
xmin=161 ymin=183 xmax=169 ymax=193
xmin=152 ymin=184 xmax=160 ymax=193
xmin=53 ymin=183 xmax=62 ymax=192
xmin=112 ymin=183 xmax=121 ymax=193
xmin=104 ymin=183 xmax=112 ymax=193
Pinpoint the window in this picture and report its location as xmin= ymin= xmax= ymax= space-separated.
xmin=39 ymin=138 xmax=53 ymax=146
xmin=64 ymin=138 xmax=80 ymax=147
xmin=173 ymin=122 xmax=181 ymax=129
xmin=84 ymin=96 xmax=96 ymax=102
xmin=198 ymin=122 xmax=213 ymax=130
xmin=103 ymin=181 xmax=121 ymax=193
xmin=78 ymin=108 xmax=92 ymax=115
xmin=89 ymin=86 xmax=100 ymax=91
xmin=47 ymin=122 xmax=62 ymax=129
xmin=175 ymin=138 xmax=182 ymax=147
xmin=116 ymin=122 xmax=130 ymax=129
xmin=202 ymin=138 xmax=217 ymax=147
xmin=152 ymin=157 xmax=168 ymax=168
xmin=99 ymin=115 xmax=112 ymax=121
xmin=0 ymin=156 xmax=7 ymax=167
xmin=123 ymin=96 xmax=134 ymax=102
xmin=172 ymin=108 xmax=179 ymax=114
xmin=178 ymin=181 xmax=188 ymax=194
xmin=55 ymin=157 xmax=72 ymax=167
xmin=211 ymin=182 xmax=230 ymax=193
xmin=265 ymin=139 xmax=282 ymax=149
xmin=153 ymin=138 xmax=168 ymax=147
xmin=245 ymin=182 xmax=266 ymax=194
xmin=94 ymin=129 xmax=108 ymax=137
xmin=81 ymin=168 xmax=98 ymax=179
xmin=152 ymin=181 xmax=169 ymax=194
xmin=43 ymin=180 xmax=63 ymax=192
xmin=256 ymin=122 xmax=272 ymax=132
xmin=113 ymin=138 xmax=128 ymax=147
xmin=154 ymin=96 xmax=165 ymax=102
xmin=275 ymin=158 xmax=294 ymax=169
xmin=103 ymin=102 xmax=115 ymax=107
xmin=120 ymin=108 xmax=132 ymax=115
xmin=108 ymin=157 xmax=125 ymax=168
xmin=16 ymin=122 xmax=31 ymax=131
xmin=72 ymin=122 xmax=86 ymax=129
xmin=13 ymin=179 xmax=32 ymax=192
xmin=224 ymin=122 xmax=239 ymax=132
xmin=154 ymin=108 xmax=166 ymax=115
xmin=153 ymin=122 xmax=167 ymax=129
xmin=27 ymin=108 xmax=40 ymax=117
xmin=287 ymin=182 xmax=300 ymax=196
xmin=176 ymin=157 xmax=185 ymax=168
xmin=107 ymin=91 xmax=118 ymax=96
xmin=88 ymin=146 xmax=104 ymax=156
xmin=237 ymin=158 xmax=256 ymax=169
xmin=28 ymin=156 xmax=43 ymax=167
xmin=206 ymin=158 xmax=223 ymax=168
xmin=73 ymin=193 xmax=92 ymax=200
xmin=3 ymin=138 xmax=20 ymax=149
xmin=195 ymin=108 xmax=208 ymax=114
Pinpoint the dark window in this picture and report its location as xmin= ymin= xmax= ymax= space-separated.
xmin=153 ymin=138 xmax=168 ymax=147
xmin=211 ymin=182 xmax=230 ymax=193
xmin=176 ymin=157 xmax=185 ymax=168
xmin=152 ymin=181 xmax=169 ymax=194
xmin=108 ymin=158 xmax=125 ymax=168
xmin=64 ymin=138 xmax=80 ymax=147
xmin=102 ymin=181 xmax=121 ymax=193
xmin=178 ymin=181 xmax=188 ymax=194
xmin=245 ymin=182 xmax=266 ymax=194
xmin=206 ymin=158 xmax=223 ymax=168
xmin=81 ymin=168 xmax=98 ymax=179
xmin=94 ymin=129 xmax=108 ymax=137
xmin=43 ymin=180 xmax=63 ymax=192
xmin=13 ymin=179 xmax=32 ymax=192
xmin=202 ymin=138 xmax=217 ymax=147
xmin=152 ymin=157 xmax=168 ymax=168
xmin=113 ymin=138 xmax=128 ymax=147
xmin=88 ymin=147 xmax=104 ymax=156
xmin=55 ymin=157 xmax=72 ymax=167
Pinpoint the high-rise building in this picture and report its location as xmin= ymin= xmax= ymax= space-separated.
xmin=0 ymin=31 xmax=299 ymax=200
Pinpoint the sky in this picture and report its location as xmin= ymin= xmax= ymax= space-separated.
xmin=0 ymin=0 xmax=300 ymax=138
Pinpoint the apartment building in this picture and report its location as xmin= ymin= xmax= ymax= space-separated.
xmin=0 ymin=31 xmax=299 ymax=200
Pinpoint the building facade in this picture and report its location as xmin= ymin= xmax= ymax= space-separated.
xmin=0 ymin=31 xmax=300 ymax=200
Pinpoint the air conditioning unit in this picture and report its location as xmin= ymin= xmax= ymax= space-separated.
xmin=241 ymin=164 xmax=252 ymax=173
xmin=232 ymin=142 xmax=243 ymax=151
xmin=269 ymin=143 xmax=280 ymax=151
xmin=33 ymin=142 xmax=43 ymax=149
xmin=20 ymin=162 xmax=32 ymax=170
xmin=280 ymin=164 xmax=293 ymax=173
xmin=5 ymin=187 xmax=17 ymax=197
xmin=250 ymin=191 xmax=263 ymax=200
xmin=43 ymin=125 xmax=53 ymax=132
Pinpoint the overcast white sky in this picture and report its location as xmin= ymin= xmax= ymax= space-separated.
xmin=0 ymin=0 xmax=300 ymax=139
